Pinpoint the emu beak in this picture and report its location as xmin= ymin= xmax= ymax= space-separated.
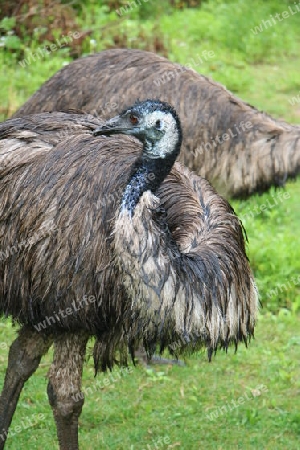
xmin=93 ymin=116 xmax=133 ymax=136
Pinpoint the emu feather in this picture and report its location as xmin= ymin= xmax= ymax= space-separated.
xmin=0 ymin=108 xmax=258 ymax=449
xmin=13 ymin=48 xmax=300 ymax=198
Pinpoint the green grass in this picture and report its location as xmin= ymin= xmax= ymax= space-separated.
xmin=232 ymin=181 xmax=300 ymax=313
xmin=0 ymin=0 xmax=300 ymax=449
xmin=1 ymin=313 xmax=299 ymax=450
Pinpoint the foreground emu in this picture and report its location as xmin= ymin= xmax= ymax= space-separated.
xmin=13 ymin=48 xmax=300 ymax=198
xmin=0 ymin=101 xmax=258 ymax=449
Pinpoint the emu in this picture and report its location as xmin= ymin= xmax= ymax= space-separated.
xmin=12 ymin=48 xmax=300 ymax=198
xmin=0 ymin=101 xmax=258 ymax=449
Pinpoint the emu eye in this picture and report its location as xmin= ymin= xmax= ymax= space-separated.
xmin=155 ymin=119 xmax=162 ymax=129
xmin=129 ymin=114 xmax=138 ymax=125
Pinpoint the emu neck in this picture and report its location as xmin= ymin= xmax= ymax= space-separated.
xmin=121 ymin=155 xmax=176 ymax=216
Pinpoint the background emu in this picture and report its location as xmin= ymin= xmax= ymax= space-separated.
xmin=0 ymin=102 xmax=258 ymax=449
xmin=13 ymin=48 xmax=300 ymax=198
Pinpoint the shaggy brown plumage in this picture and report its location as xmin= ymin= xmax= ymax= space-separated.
xmin=13 ymin=48 xmax=300 ymax=198
xmin=0 ymin=111 xmax=258 ymax=449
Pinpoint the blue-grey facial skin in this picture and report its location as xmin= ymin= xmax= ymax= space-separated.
xmin=93 ymin=99 xmax=182 ymax=161
xmin=93 ymin=99 xmax=183 ymax=217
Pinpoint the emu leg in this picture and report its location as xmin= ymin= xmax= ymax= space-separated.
xmin=47 ymin=331 xmax=89 ymax=450
xmin=0 ymin=326 xmax=52 ymax=449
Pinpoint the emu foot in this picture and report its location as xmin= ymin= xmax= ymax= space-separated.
xmin=135 ymin=348 xmax=185 ymax=368
xmin=148 ymin=354 xmax=185 ymax=367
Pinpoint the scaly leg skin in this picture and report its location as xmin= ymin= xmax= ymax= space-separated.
xmin=47 ymin=331 xmax=89 ymax=450
xmin=0 ymin=326 xmax=52 ymax=449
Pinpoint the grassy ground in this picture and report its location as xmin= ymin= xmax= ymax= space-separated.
xmin=0 ymin=1 xmax=300 ymax=449
xmin=1 ymin=313 xmax=299 ymax=450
